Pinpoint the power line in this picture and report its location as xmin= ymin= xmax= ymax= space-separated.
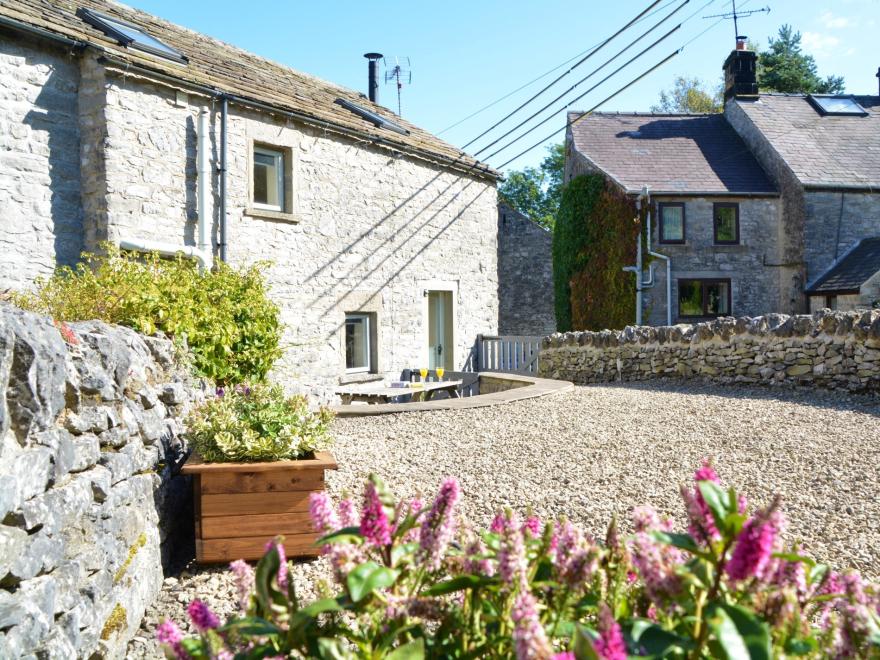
xmin=495 ymin=50 xmax=681 ymax=170
xmin=435 ymin=0 xmax=683 ymax=136
xmin=459 ymin=0 xmax=664 ymax=151
xmin=472 ymin=0 xmax=689 ymax=158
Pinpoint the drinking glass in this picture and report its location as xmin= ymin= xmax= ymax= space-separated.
xmin=436 ymin=367 xmax=445 ymax=380
xmin=419 ymin=367 xmax=428 ymax=382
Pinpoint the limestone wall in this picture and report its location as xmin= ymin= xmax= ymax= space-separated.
xmin=0 ymin=305 xmax=202 ymax=658
xmin=539 ymin=310 xmax=880 ymax=391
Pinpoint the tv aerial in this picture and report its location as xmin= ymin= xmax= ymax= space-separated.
xmin=704 ymin=0 xmax=770 ymax=41
xmin=384 ymin=56 xmax=412 ymax=117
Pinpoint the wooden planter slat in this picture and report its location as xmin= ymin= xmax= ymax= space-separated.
xmin=201 ymin=511 xmax=314 ymax=539
xmin=183 ymin=451 xmax=337 ymax=563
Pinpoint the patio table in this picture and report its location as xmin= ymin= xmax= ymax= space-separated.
xmin=336 ymin=380 xmax=462 ymax=405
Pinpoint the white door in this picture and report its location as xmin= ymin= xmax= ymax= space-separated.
xmin=427 ymin=291 xmax=453 ymax=370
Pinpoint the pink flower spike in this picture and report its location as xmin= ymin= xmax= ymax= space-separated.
xmin=360 ymin=479 xmax=392 ymax=547
xmin=512 ymin=589 xmax=554 ymax=660
xmin=309 ymin=491 xmax=340 ymax=535
xmin=522 ymin=515 xmax=542 ymax=538
xmin=155 ymin=619 xmax=187 ymax=659
xmin=726 ymin=501 xmax=784 ymax=583
xmin=418 ymin=478 xmax=461 ymax=571
xmin=263 ymin=538 xmax=289 ymax=589
xmin=593 ymin=604 xmax=627 ymax=660
xmin=229 ymin=559 xmax=254 ymax=612
xmin=552 ymin=654 xmax=575 ymax=660
xmin=338 ymin=497 xmax=359 ymax=528
xmin=186 ymin=599 xmax=219 ymax=632
xmin=490 ymin=512 xmax=505 ymax=533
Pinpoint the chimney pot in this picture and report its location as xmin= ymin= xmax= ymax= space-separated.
xmin=723 ymin=47 xmax=758 ymax=101
xmin=736 ymin=35 xmax=747 ymax=50
xmin=364 ymin=52 xmax=383 ymax=104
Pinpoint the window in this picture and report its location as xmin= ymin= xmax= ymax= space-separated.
xmin=345 ymin=314 xmax=372 ymax=373
xmin=713 ymin=203 xmax=739 ymax=244
xmin=78 ymin=8 xmax=187 ymax=63
xmin=658 ymin=202 xmax=685 ymax=244
xmin=678 ymin=279 xmax=731 ymax=318
xmin=808 ymin=95 xmax=868 ymax=117
xmin=253 ymin=146 xmax=285 ymax=211
xmin=334 ymin=98 xmax=409 ymax=135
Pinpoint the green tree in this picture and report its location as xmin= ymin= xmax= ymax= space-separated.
xmin=757 ymin=25 xmax=845 ymax=93
xmin=498 ymin=143 xmax=564 ymax=230
xmin=651 ymin=76 xmax=722 ymax=113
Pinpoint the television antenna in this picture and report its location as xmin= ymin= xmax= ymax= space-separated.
xmin=704 ymin=0 xmax=770 ymax=41
xmin=384 ymin=56 xmax=412 ymax=116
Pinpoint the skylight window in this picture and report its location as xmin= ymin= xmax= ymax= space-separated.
xmin=334 ymin=98 xmax=409 ymax=135
xmin=808 ymin=95 xmax=868 ymax=116
xmin=78 ymin=8 xmax=187 ymax=64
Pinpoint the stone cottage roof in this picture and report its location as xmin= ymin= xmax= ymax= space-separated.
xmin=0 ymin=0 xmax=496 ymax=180
xmin=566 ymin=112 xmax=777 ymax=196
xmin=806 ymin=237 xmax=880 ymax=295
xmin=731 ymin=94 xmax=880 ymax=190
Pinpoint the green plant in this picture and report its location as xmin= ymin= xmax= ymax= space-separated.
xmin=553 ymin=174 xmax=638 ymax=332
xmin=185 ymin=383 xmax=333 ymax=463
xmin=14 ymin=245 xmax=282 ymax=384
xmin=162 ymin=465 xmax=880 ymax=659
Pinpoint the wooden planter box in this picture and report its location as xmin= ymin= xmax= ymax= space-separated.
xmin=181 ymin=451 xmax=338 ymax=563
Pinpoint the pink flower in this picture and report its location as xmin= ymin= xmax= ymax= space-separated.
xmin=512 ymin=589 xmax=553 ymax=660
xmin=552 ymin=654 xmax=575 ymax=660
xmin=497 ymin=511 xmax=528 ymax=588
xmin=628 ymin=507 xmax=684 ymax=603
xmin=553 ymin=521 xmax=599 ymax=590
xmin=187 ymin=599 xmax=219 ymax=631
xmin=418 ymin=478 xmax=461 ymax=571
xmin=229 ymin=559 xmax=254 ymax=612
xmin=463 ymin=535 xmax=495 ymax=577
xmin=682 ymin=460 xmax=722 ymax=544
xmin=338 ymin=497 xmax=359 ymax=528
xmin=726 ymin=502 xmax=784 ymax=583
xmin=490 ymin=512 xmax=506 ymax=533
xmin=156 ymin=619 xmax=187 ymax=659
xmin=522 ymin=515 xmax=542 ymax=538
xmin=593 ymin=604 xmax=627 ymax=660
xmin=309 ymin=491 xmax=340 ymax=535
xmin=263 ymin=538 xmax=288 ymax=589
xmin=360 ymin=479 xmax=393 ymax=547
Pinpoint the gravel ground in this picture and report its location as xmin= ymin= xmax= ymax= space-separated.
xmin=129 ymin=381 xmax=880 ymax=657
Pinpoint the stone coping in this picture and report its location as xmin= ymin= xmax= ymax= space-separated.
xmin=330 ymin=373 xmax=572 ymax=417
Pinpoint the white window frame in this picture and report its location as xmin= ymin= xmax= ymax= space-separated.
xmin=252 ymin=145 xmax=285 ymax=212
xmin=345 ymin=313 xmax=372 ymax=374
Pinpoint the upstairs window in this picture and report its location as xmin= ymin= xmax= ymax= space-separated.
xmin=808 ymin=95 xmax=868 ymax=116
xmin=78 ymin=9 xmax=187 ymax=64
xmin=658 ymin=202 xmax=685 ymax=244
xmin=253 ymin=146 xmax=285 ymax=211
xmin=678 ymin=279 xmax=731 ymax=318
xmin=345 ymin=314 xmax=372 ymax=373
xmin=713 ymin=203 xmax=739 ymax=244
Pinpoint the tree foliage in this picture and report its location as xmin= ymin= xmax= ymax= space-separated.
xmin=651 ymin=76 xmax=722 ymax=113
xmin=553 ymin=174 xmax=638 ymax=332
xmin=757 ymin=25 xmax=845 ymax=94
xmin=498 ymin=143 xmax=564 ymax=230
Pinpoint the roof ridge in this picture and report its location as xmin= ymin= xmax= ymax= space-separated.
xmin=568 ymin=110 xmax=719 ymax=118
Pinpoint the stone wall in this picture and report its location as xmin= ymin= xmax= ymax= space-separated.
xmin=497 ymin=203 xmax=556 ymax=335
xmin=539 ymin=310 xmax=880 ymax=391
xmin=0 ymin=32 xmax=83 ymax=291
xmin=0 ymin=304 xmax=202 ymax=659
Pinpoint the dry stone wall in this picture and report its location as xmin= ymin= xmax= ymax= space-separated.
xmin=539 ymin=310 xmax=880 ymax=391
xmin=0 ymin=304 xmax=203 ymax=659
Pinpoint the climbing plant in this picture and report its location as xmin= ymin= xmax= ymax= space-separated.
xmin=553 ymin=173 xmax=639 ymax=332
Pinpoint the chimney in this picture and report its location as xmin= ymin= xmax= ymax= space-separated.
xmin=723 ymin=37 xmax=758 ymax=101
xmin=876 ymin=66 xmax=879 ymax=95
xmin=364 ymin=53 xmax=382 ymax=103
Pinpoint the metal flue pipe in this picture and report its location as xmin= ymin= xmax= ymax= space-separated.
xmin=364 ymin=52 xmax=382 ymax=103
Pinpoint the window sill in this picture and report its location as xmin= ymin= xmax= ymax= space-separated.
xmin=338 ymin=372 xmax=382 ymax=385
xmin=712 ymin=243 xmax=744 ymax=249
xmin=245 ymin=207 xmax=300 ymax=223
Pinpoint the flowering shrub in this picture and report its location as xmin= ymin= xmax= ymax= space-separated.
xmin=185 ymin=383 xmax=333 ymax=462
xmin=161 ymin=464 xmax=880 ymax=658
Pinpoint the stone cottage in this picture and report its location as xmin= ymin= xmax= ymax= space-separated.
xmin=565 ymin=40 xmax=880 ymax=325
xmin=0 ymin=0 xmax=500 ymax=398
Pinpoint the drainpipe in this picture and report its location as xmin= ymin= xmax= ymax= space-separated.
xmin=623 ymin=199 xmax=655 ymax=326
xmin=219 ymin=96 xmax=228 ymax=262
xmin=642 ymin=186 xmax=672 ymax=326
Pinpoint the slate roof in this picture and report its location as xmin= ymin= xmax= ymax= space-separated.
xmin=806 ymin=237 xmax=880 ymax=294
xmin=0 ymin=0 xmax=495 ymax=179
xmin=566 ymin=112 xmax=777 ymax=195
xmin=732 ymin=94 xmax=880 ymax=190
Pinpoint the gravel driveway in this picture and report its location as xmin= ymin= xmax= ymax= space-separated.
xmin=129 ymin=381 xmax=880 ymax=656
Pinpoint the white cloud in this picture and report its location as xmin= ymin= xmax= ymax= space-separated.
xmin=801 ymin=31 xmax=841 ymax=57
xmin=819 ymin=11 xmax=851 ymax=28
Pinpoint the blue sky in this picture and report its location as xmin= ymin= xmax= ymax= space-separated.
xmin=130 ymin=0 xmax=879 ymax=173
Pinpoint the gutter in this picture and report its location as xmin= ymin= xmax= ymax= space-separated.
xmin=0 ymin=15 xmax=89 ymax=50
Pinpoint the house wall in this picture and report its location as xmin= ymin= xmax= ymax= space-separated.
xmin=0 ymin=31 xmax=83 ymax=290
xmin=497 ymin=203 xmax=556 ymax=335
xmin=645 ymin=196 xmax=783 ymax=324
xmin=95 ymin=65 xmax=498 ymax=399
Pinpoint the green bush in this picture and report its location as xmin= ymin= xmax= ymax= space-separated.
xmin=185 ymin=383 xmax=333 ymax=463
xmin=14 ymin=245 xmax=282 ymax=385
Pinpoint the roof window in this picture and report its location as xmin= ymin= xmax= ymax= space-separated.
xmin=334 ymin=98 xmax=408 ymax=135
xmin=807 ymin=95 xmax=868 ymax=116
xmin=78 ymin=8 xmax=187 ymax=64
